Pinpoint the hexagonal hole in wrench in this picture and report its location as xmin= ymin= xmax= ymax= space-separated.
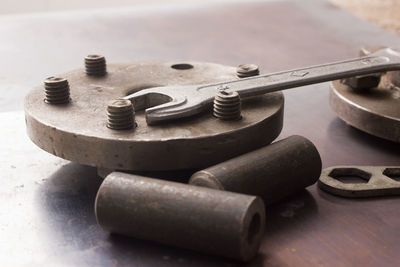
xmin=383 ymin=168 xmax=400 ymax=182
xmin=328 ymin=168 xmax=371 ymax=184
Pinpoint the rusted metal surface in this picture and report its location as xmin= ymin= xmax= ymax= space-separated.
xmin=189 ymin=135 xmax=321 ymax=204
xmin=95 ymin=172 xmax=265 ymax=262
xmin=2 ymin=0 xmax=400 ymax=266
xmin=25 ymin=61 xmax=283 ymax=171
xmin=319 ymin=166 xmax=400 ymax=197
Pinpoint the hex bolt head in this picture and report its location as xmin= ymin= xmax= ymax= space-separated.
xmin=85 ymin=55 xmax=107 ymax=77
xmin=340 ymin=75 xmax=381 ymax=92
xmin=360 ymin=46 xmax=400 ymax=89
xmin=213 ymin=90 xmax=242 ymax=121
xmin=107 ymin=99 xmax=135 ymax=130
xmin=236 ymin=64 xmax=260 ymax=78
xmin=340 ymin=46 xmax=383 ymax=92
xmin=44 ymin=76 xmax=70 ymax=104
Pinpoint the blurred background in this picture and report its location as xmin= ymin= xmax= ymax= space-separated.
xmin=1 ymin=0 xmax=399 ymax=35
xmin=0 ymin=0 xmax=246 ymax=14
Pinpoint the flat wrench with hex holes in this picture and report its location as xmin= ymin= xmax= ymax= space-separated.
xmin=319 ymin=166 xmax=400 ymax=198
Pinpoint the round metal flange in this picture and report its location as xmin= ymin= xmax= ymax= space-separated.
xmin=330 ymin=78 xmax=400 ymax=143
xmin=25 ymin=61 xmax=284 ymax=171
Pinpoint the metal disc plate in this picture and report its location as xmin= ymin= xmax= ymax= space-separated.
xmin=330 ymin=79 xmax=400 ymax=143
xmin=25 ymin=61 xmax=284 ymax=171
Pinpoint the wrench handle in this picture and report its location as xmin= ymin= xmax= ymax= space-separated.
xmin=198 ymin=52 xmax=400 ymax=98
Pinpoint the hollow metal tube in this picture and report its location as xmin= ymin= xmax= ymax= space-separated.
xmin=189 ymin=135 xmax=322 ymax=204
xmin=95 ymin=172 xmax=265 ymax=261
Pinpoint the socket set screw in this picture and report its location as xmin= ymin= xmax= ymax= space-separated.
xmin=107 ymin=99 xmax=135 ymax=130
xmin=236 ymin=64 xmax=259 ymax=78
xmin=43 ymin=76 xmax=70 ymax=104
xmin=213 ymin=90 xmax=242 ymax=121
xmin=85 ymin=55 xmax=107 ymax=77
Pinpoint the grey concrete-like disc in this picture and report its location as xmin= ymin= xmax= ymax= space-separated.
xmin=25 ymin=61 xmax=284 ymax=171
xmin=330 ymin=79 xmax=400 ymax=143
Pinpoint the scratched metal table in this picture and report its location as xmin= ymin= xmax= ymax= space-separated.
xmin=1 ymin=0 xmax=400 ymax=266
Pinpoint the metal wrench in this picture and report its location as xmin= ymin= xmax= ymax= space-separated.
xmin=318 ymin=166 xmax=400 ymax=198
xmin=125 ymin=48 xmax=400 ymax=125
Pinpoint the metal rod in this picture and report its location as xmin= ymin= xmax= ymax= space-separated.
xmin=95 ymin=172 xmax=266 ymax=261
xmin=189 ymin=135 xmax=322 ymax=204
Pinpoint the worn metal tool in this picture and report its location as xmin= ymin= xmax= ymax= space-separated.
xmin=125 ymin=48 xmax=400 ymax=124
xmin=95 ymin=172 xmax=265 ymax=262
xmin=189 ymin=135 xmax=322 ymax=204
xmin=318 ymin=166 xmax=400 ymax=198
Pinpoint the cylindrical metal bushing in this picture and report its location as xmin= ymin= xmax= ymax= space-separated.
xmin=189 ymin=135 xmax=322 ymax=205
xmin=95 ymin=172 xmax=265 ymax=262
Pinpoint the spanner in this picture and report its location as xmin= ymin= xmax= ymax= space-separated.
xmin=125 ymin=48 xmax=400 ymax=125
xmin=318 ymin=166 xmax=400 ymax=198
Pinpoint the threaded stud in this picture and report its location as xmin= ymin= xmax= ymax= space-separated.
xmin=213 ymin=90 xmax=241 ymax=121
xmin=107 ymin=99 xmax=135 ymax=130
xmin=236 ymin=64 xmax=259 ymax=78
xmin=85 ymin=55 xmax=107 ymax=76
xmin=44 ymin=77 xmax=70 ymax=104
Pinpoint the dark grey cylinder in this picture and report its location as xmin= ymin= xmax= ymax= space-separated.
xmin=95 ymin=172 xmax=265 ymax=262
xmin=189 ymin=135 xmax=322 ymax=204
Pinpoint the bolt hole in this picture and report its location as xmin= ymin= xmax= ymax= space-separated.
xmin=171 ymin=63 xmax=193 ymax=70
xmin=247 ymin=213 xmax=261 ymax=245
xmin=383 ymin=168 xmax=400 ymax=182
xmin=328 ymin=168 xmax=371 ymax=184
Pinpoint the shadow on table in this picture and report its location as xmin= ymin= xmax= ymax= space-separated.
xmin=36 ymin=163 xmax=272 ymax=266
xmin=264 ymin=189 xmax=318 ymax=238
xmin=257 ymin=190 xmax=318 ymax=265
xmin=326 ymin=118 xmax=400 ymax=161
